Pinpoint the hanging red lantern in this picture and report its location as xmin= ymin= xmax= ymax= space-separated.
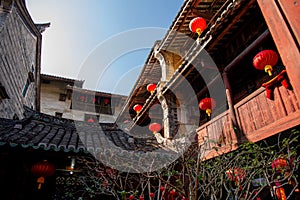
xmin=87 ymin=118 xmax=95 ymax=123
xmin=160 ymin=186 xmax=165 ymax=192
xmin=253 ymin=50 xmax=278 ymax=76
xmin=133 ymin=104 xmax=143 ymax=114
xmin=189 ymin=17 xmax=207 ymax=36
xmin=199 ymin=98 xmax=216 ymax=117
xmin=139 ymin=195 xmax=144 ymax=200
xmin=129 ymin=195 xmax=135 ymax=200
xmin=149 ymin=123 xmax=162 ymax=134
xmin=147 ymin=83 xmax=157 ymax=94
xmin=79 ymin=95 xmax=85 ymax=102
xmin=104 ymin=98 xmax=110 ymax=105
xmin=271 ymin=157 xmax=288 ymax=172
xmin=226 ymin=167 xmax=246 ymax=184
xmin=31 ymin=160 xmax=55 ymax=190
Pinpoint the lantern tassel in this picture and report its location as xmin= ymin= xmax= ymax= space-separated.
xmin=264 ymin=65 xmax=273 ymax=76
xmin=206 ymin=109 xmax=211 ymax=117
xmin=196 ymin=28 xmax=202 ymax=36
xmin=37 ymin=176 xmax=45 ymax=190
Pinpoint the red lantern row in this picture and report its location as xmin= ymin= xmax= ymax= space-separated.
xmin=132 ymin=83 xmax=156 ymax=114
xmin=79 ymin=95 xmax=110 ymax=104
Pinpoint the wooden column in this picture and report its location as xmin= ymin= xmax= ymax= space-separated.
xmin=222 ymin=72 xmax=240 ymax=143
xmin=257 ymin=0 xmax=300 ymax=101
xmin=222 ymin=73 xmax=237 ymax=126
xmin=277 ymin=0 xmax=300 ymax=43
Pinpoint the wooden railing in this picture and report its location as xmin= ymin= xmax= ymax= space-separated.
xmin=197 ymin=111 xmax=238 ymax=159
xmin=197 ymin=85 xmax=300 ymax=159
xmin=234 ymin=85 xmax=300 ymax=142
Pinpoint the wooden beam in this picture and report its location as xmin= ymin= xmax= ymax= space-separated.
xmin=257 ymin=0 xmax=300 ymax=102
xmin=224 ymin=30 xmax=270 ymax=72
xmin=277 ymin=0 xmax=300 ymax=45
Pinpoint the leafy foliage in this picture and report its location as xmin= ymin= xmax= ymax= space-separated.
xmin=71 ymin=129 xmax=299 ymax=199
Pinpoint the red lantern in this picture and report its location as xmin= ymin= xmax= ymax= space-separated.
xmin=253 ymin=50 xmax=278 ymax=76
xmin=150 ymin=192 xmax=155 ymax=198
xmin=31 ymin=160 xmax=55 ymax=190
xmin=104 ymin=98 xmax=110 ymax=105
xmin=139 ymin=195 xmax=144 ymax=200
xmin=226 ymin=167 xmax=246 ymax=184
xmin=189 ymin=17 xmax=207 ymax=36
xmin=147 ymin=84 xmax=157 ymax=94
xmin=271 ymin=157 xmax=288 ymax=172
xmin=87 ymin=118 xmax=95 ymax=123
xmin=160 ymin=186 xmax=165 ymax=192
xmin=149 ymin=123 xmax=162 ymax=134
xmin=133 ymin=104 xmax=143 ymax=114
xmin=79 ymin=95 xmax=85 ymax=102
xmin=199 ymin=98 xmax=216 ymax=117
xmin=129 ymin=195 xmax=135 ymax=200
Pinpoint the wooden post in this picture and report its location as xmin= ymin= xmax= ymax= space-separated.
xmin=222 ymin=72 xmax=240 ymax=143
xmin=257 ymin=0 xmax=300 ymax=102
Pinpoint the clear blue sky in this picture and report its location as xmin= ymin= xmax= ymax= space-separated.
xmin=26 ymin=0 xmax=184 ymax=95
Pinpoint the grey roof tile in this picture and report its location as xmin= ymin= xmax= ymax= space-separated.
xmin=0 ymin=107 xmax=163 ymax=154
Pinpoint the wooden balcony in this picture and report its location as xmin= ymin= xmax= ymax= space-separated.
xmin=197 ymin=84 xmax=300 ymax=160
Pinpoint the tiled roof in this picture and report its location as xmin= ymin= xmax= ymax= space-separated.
xmin=41 ymin=74 xmax=85 ymax=88
xmin=0 ymin=107 xmax=161 ymax=154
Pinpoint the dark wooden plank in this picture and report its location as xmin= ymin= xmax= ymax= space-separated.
xmin=247 ymin=111 xmax=300 ymax=143
xmin=278 ymin=86 xmax=296 ymax=114
xmin=272 ymin=87 xmax=286 ymax=120
xmin=287 ymin=88 xmax=300 ymax=110
xmin=252 ymin=95 xmax=264 ymax=129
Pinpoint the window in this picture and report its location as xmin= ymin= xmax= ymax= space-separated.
xmin=41 ymin=79 xmax=50 ymax=84
xmin=55 ymin=112 xmax=63 ymax=118
xmin=84 ymin=114 xmax=99 ymax=123
xmin=28 ymin=72 xmax=34 ymax=82
xmin=59 ymin=93 xmax=67 ymax=101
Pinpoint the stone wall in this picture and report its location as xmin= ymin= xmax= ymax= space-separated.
xmin=0 ymin=1 xmax=39 ymax=119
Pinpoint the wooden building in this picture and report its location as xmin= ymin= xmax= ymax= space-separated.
xmin=0 ymin=0 xmax=299 ymax=199
xmin=118 ymin=0 xmax=300 ymax=159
